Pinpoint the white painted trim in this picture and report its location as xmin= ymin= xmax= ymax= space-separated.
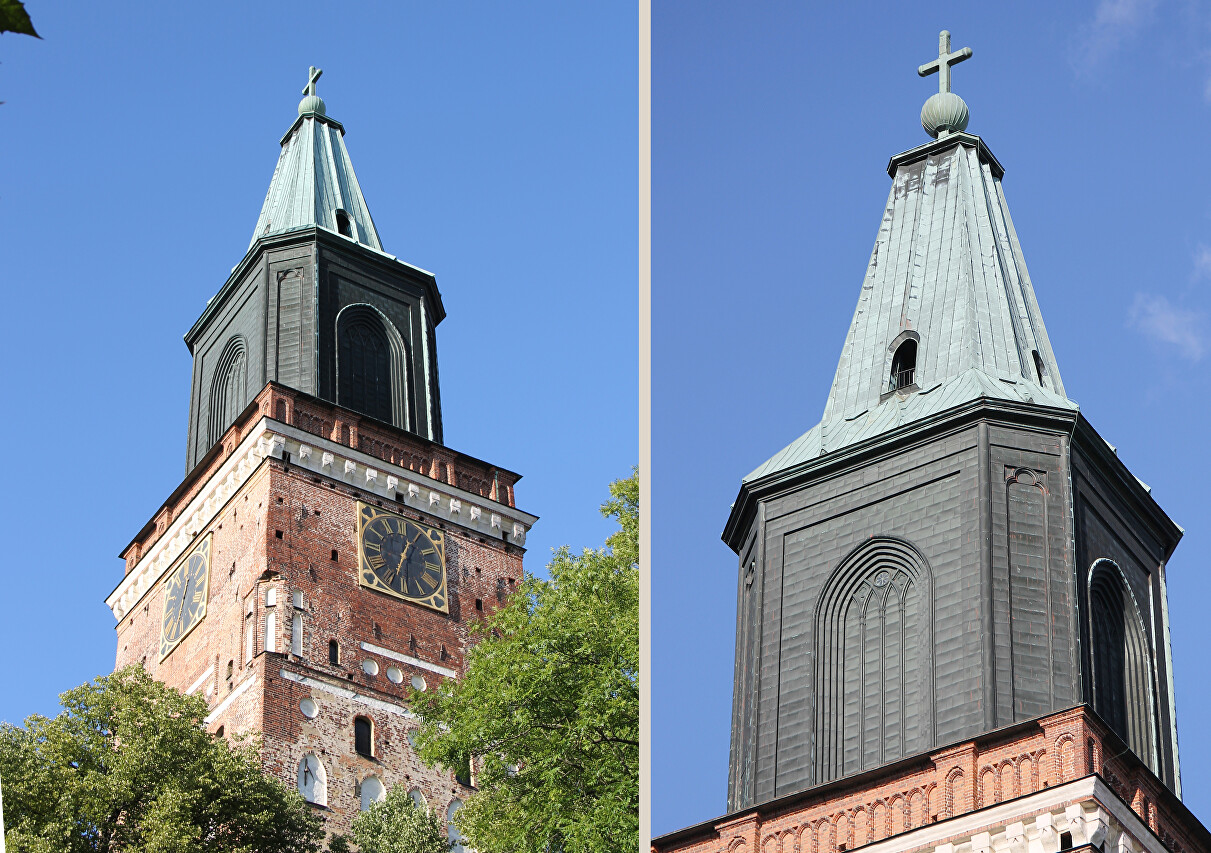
xmin=835 ymin=777 xmax=1165 ymax=853
xmin=107 ymin=415 xmax=536 ymax=621
xmin=279 ymin=669 xmax=417 ymax=718
xmin=269 ymin=420 xmax=536 ymax=532
xmin=205 ymin=673 xmax=257 ymax=725
xmin=107 ymin=420 xmax=275 ymax=619
xmin=361 ymin=641 xmax=457 ymax=678
xmin=186 ymin=666 xmax=214 ymax=696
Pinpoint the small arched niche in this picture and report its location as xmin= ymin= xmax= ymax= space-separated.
xmin=1032 ymin=350 xmax=1048 ymax=389
xmin=359 ymin=776 xmax=386 ymax=811
xmin=335 ymin=208 xmax=353 ymax=238
xmin=889 ymin=338 xmax=918 ymax=392
xmin=298 ymin=753 xmax=327 ymax=806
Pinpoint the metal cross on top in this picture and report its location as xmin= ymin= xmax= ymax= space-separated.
xmin=302 ymin=65 xmax=323 ymax=96
xmin=917 ymin=30 xmax=971 ymax=94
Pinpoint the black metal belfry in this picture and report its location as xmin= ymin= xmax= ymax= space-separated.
xmin=722 ymin=33 xmax=1182 ymax=811
xmin=182 ymin=68 xmax=445 ymax=471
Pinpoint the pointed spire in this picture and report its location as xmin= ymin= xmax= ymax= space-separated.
xmin=250 ymin=67 xmax=383 ymax=251
xmin=745 ymin=42 xmax=1074 ymax=483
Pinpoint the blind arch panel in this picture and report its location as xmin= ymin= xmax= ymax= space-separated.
xmin=814 ymin=537 xmax=934 ymax=784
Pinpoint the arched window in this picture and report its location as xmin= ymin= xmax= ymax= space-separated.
xmin=447 ymin=799 xmax=467 ymax=853
xmin=359 ymin=776 xmax=385 ymax=811
xmin=814 ymin=538 xmax=933 ymax=784
xmin=298 ymin=753 xmax=327 ymax=805
xmin=1089 ymin=560 xmax=1155 ymax=768
xmin=889 ymin=339 xmax=917 ymax=391
xmin=337 ymin=305 xmax=404 ymax=426
xmin=208 ymin=336 xmax=248 ymax=446
xmin=354 ymin=715 xmax=373 ymax=757
xmin=335 ymin=209 xmax=352 ymax=238
xmin=408 ymin=788 xmax=428 ymax=811
xmin=329 ymin=639 xmax=340 ymax=665
xmin=1032 ymin=350 xmax=1047 ymax=388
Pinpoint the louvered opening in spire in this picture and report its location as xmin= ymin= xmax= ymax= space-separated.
xmin=745 ymin=133 xmax=1076 ymax=484
xmin=250 ymin=69 xmax=383 ymax=251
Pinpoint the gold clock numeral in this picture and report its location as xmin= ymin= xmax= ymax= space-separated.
xmin=160 ymin=534 xmax=213 ymax=660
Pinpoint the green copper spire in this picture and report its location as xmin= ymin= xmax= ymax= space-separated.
xmin=250 ymin=67 xmax=383 ymax=251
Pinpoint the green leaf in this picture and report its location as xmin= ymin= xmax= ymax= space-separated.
xmin=0 ymin=0 xmax=39 ymax=37
xmin=0 ymin=666 xmax=324 ymax=852
xmin=409 ymin=470 xmax=639 ymax=853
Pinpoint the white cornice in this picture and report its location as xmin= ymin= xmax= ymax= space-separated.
xmin=205 ymin=672 xmax=257 ymax=725
xmin=361 ymin=641 xmax=457 ymax=679
xmin=280 ymin=668 xmax=417 ymax=718
xmin=107 ymin=417 xmax=535 ymax=620
xmin=773 ymin=777 xmax=1164 ymax=853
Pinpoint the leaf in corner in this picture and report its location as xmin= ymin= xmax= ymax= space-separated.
xmin=0 ymin=0 xmax=40 ymax=37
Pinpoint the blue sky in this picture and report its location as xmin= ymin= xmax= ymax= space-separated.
xmin=0 ymin=4 xmax=636 ymax=727
xmin=654 ymin=0 xmax=1211 ymax=838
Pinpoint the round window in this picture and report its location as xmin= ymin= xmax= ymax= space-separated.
xmin=387 ymin=666 xmax=403 ymax=684
xmin=300 ymin=698 xmax=318 ymax=718
xmin=412 ymin=675 xmax=427 ymax=691
xmin=362 ymin=658 xmax=379 ymax=676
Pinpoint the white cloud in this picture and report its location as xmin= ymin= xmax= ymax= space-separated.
xmin=1127 ymin=292 xmax=1205 ymax=360
xmin=1073 ymin=0 xmax=1159 ymax=71
xmin=1193 ymin=243 xmax=1211 ymax=279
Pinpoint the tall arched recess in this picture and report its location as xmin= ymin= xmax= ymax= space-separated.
xmin=1089 ymin=559 xmax=1156 ymax=770
xmin=814 ymin=537 xmax=934 ymax=784
xmin=208 ymin=335 xmax=248 ymax=447
xmin=336 ymin=304 xmax=411 ymax=430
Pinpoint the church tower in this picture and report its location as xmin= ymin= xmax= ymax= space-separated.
xmin=105 ymin=70 xmax=535 ymax=844
xmin=655 ymin=32 xmax=1211 ymax=853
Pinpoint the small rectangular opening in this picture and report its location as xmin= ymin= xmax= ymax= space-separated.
xmin=1060 ymin=832 xmax=1073 ymax=850
xmin=275 ymin=530 xmax=284 ymax=539
xmin=331 ymin=549 xmax=338 ymax=561
xmin=475 ymin=598 xmax=483 ymax=611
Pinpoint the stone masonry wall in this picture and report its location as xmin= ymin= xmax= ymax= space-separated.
xmin=115 ymin=419 xmax=526 ymax=841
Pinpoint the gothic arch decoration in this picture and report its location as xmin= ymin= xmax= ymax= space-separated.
xmin=359 ymin=775 xmax=385 ymax=811
xmin=336 ymin=303 xmax=412 ymax=430
xmin=447 ymin=798 xmax=468 ymax=853
xmin=208 ymin=336 xmax=248 ymax=446
xmin=813 ymin=537 xmax=934 ymax=784
xmin=1088 ymin=559 xmax=1156 ymax=770
xmin=943 ymin=768 xmax=963 ymax=819
xmin=297 ymin=753 xmax=327 ymax=806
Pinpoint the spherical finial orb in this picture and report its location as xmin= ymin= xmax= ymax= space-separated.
xmin=921 ymin=91 xmax=969 ymax=138
xmin=298 ymin=94 xmax=326 ymax=117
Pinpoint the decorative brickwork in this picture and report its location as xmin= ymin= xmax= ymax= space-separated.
xmin=113 ymin=385 xmax=529 ymax=839
xmin=654 ymin=707 xmax=1209 ymax=853
xmin=121 ymin=382 xmax=519 ymax=578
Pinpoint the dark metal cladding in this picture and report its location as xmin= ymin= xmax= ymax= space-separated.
xmin=720 ymin=134 xmax=1183 ymax=816
xmin=182 ymin=227 xmax=445 ymax=472
xmin=723 ymin=401 xmax=1182 ymax=813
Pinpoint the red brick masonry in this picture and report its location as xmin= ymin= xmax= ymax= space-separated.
xmin=121 ymin=382 xmax=520 ymax=574
xmin=654 ymin=707 xmax=1208 ymax=853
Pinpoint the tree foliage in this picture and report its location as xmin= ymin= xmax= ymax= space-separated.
xmin=350 ymin=784 xmax=451 ymax=853
xmin=0 ymin=0 xmax=38 ymax=37
xmin=0 ymin=665 xmax=324 ymax=853
xmin=412 ymin=470 xmax=639 ymax=853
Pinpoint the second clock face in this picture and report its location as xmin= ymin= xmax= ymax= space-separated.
xmin=357 ymin=503 xmax=448 ymax=612
xmin=160 ymin=535 xmax=212 ymax=659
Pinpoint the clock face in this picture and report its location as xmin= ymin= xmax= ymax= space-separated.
xmin=357 ymin=503 xmax=448 ymax=612
xmin=159 ymin=535 xmax=212 ymax=659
